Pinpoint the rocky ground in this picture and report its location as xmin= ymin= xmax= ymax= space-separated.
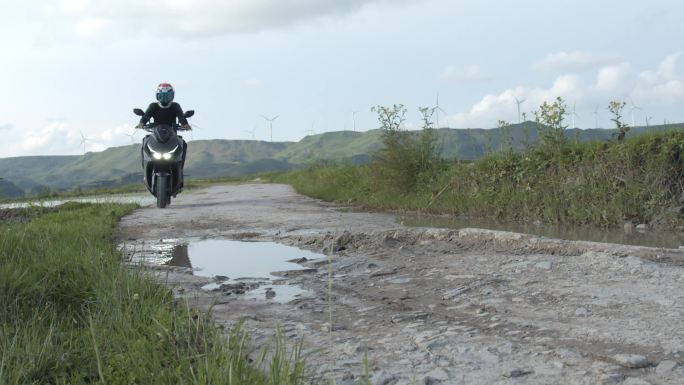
xmin=117 ymin=184 xmax=684 ymax=385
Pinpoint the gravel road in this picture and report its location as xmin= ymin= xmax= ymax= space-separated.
xmin=117 ymin=184 xmax=684 ymax=385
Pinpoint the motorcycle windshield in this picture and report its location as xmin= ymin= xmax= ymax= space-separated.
xmin=148 ymin=125 xmax=180 ymax=153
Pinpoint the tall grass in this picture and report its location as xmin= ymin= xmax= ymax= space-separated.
xmin=0 ymin=203 xmax=310 ymax=384
xmin=275 ymin=129 xmax=684 ymax=228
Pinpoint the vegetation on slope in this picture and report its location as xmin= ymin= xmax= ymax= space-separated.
xmin=276 ymin=99 xmax=684 ymax=229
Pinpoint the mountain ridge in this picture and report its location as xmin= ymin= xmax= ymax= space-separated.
xmin=1 ymin=122 xmax=680 ymax=196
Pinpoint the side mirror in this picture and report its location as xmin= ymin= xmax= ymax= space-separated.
xmin=133 ymin=108 xmax=145 ymax=116
xmin=184 ymin=110 xmax=195 ymax=118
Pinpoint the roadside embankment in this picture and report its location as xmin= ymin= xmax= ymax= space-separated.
xmin=275 ymin=130 xmax=684 ymax=229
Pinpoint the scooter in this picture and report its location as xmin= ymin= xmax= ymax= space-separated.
xmin=133 ymin=108 xmax=194 ymax=208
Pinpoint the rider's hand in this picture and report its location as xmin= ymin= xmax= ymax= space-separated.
xmin=181 ymin=124 xmax=191 ymax=129
xmin=136 ymin=123 xmax=144 ymax=129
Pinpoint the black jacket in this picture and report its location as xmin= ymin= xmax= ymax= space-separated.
xmin=140 ymin=102 xmax=189 ymax=126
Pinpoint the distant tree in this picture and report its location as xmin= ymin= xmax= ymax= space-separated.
xmin=608 ymin=100 xmax=630 ymax=142
xmin=534 ymin=97 xmax=568 ymax=150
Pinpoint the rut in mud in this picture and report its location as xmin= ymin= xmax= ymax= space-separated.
xmin=118 ymin=184 xmax=684 ymax=385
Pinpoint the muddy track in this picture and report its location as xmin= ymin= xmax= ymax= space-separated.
xmin=117 ymin=184 xmax=684 ymax=385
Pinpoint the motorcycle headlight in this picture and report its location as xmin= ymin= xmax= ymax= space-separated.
xmin=148 ymin=144 xmax=178 ymax=161
xmin=162 ymin=145 xmax=179 ymax=160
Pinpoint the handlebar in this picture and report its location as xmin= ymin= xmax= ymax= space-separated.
xmin=137 ymin=124 xmax=191 ymax=132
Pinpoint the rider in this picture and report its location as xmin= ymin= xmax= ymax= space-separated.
xmin=136 ymin=83 xmax=191 ymax=189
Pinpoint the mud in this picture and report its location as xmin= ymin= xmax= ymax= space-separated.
xmin=118 ymin=184 xmax=684 ymax=385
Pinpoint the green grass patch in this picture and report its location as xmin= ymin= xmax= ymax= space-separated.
xmin=0 ymin=203 xmax=309 ymax=384
xmin=275 ymin=130 xmax=684 ymax=228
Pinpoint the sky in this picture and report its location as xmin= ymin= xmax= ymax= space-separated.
xmin=1 ymin=0 xmax=683 ymax=157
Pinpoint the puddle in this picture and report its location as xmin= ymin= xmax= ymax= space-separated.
xmin=0 ymin=193 xmax=155 ymax=209
xmin=399 ymin=214 xmax=684 ymax=249
xmin=129 ymin=239 xmax=321 ymax=303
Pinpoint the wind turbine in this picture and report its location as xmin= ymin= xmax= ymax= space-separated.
xmin=569 ymin=103 xmax=579 ymax=129
xmin=645 ymin=116 xmax=652 ymax=127
xmin=125 ymin=129 xmax=137 ymax=143
xmin=260 ymin=114 xmax=279 ymax=142
xmin=352 ymin=111 xmax=358 ymax=132
xmin=434 ymin=94 xmax=447 ymax=128
xmin=514 ymin=96 xmax=526 ymax=124
xmin=78 ymin=130 xmax=92 ymax=155
xmin=245 ymin=126 xmax=257 ymax=140
xmin=629 ymin=98 xmax=642 ymax=127
xmin=593 ymin=105 xmax=601 ymax=129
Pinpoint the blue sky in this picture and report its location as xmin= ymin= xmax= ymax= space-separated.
xmin=1 ymin=0 xmax=683 ymax=157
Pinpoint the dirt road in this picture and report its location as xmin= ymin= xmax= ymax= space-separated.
xmin=118 ymin=184 xmax=684 ymax=385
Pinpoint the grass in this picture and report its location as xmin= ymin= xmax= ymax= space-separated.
xmin=0 ymin=202 xmax=310 ymax=384
xmin=274 ymin=129 xmax=684 ymax=229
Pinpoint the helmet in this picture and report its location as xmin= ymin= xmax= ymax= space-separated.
xmin=156 ymin=83 xmax=174 ymax=108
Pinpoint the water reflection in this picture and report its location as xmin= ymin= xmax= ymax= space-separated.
xmin=0 ymin=193 xmax=154 ymax=209
xmin=399 ymin=214 xmax=684 ymax=248
xmin=163 ymin=240 xmax=320 ymax=303
xmin=165 ymin=244 xmax=192 ymax=269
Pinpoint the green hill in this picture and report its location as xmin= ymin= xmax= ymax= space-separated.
xmin=0 ymin=122 xmax=680 ymax=195
xmin=0 ymin=179 xmax=24 ymax=198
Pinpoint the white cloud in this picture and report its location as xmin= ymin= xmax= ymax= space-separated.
xmin=2 ymin=122 xmax=136 ymax=158
xmin=0 ymin=123 xmax=13 ymax=130
xmin=595 ymin=63 xmax=631 ymax=93
xmin=59 ymin=0 xmax=90 ymax=13
xmin=448 ymin=74 xmax=585 ymax=128
xmin=633 ymin=53 xmax=684 ymax=105
xmin=75 ymin=17 xmax=114 ymax=38
xmin=534 ymin=50 xmax=617 ymax=73
xmin=54 ymin=0 xmax=412 ymax=39
xmin=438 ymin=64 xmax=491 ymax=82
xmin=447 ymin=54 xmax=684 ymax=128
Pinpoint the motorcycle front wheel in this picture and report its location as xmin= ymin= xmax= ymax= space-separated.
xmin=156 ymin=175 xmax=168 ymax=209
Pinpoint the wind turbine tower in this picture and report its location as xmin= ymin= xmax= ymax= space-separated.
xmin=125 ymin=132 xmax=135 ymax=143
xmin=79 ymin=130 xmax=92 ymax=155
xmin=629 ymin=98 xmax=642 ymax=127
xmin=514 ymin=96 xmax=526 ymax=124
xmin=434 ymin=94 xmax=447 ymax=128
xmin=570 ymin=103 xmax=579 ymax=129
xmin=352 ymin=111 xmax=358 ymax=132
xmin=260 ymin=114 xmax=279 ymax=142
xmin=593 ymin=105 xmax=601 ymax=129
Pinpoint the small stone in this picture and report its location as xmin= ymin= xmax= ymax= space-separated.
xmin=535 ymin=261 xmax=553 ymax=270
xmin=265 ymin=288 xmax=276 ymax=299
xmin=600 ymin=373 xmax=624 ymax=384
xmin=320 ymin=322 xmax=345 ymax=332
xmin=575 ymin=307 xmax=589 ymax=317
xmin=372 ymin=370 xmax=398 ymax=385
xmin=613 ymin=354 xmax=649 ymax=368
xmin=622 ymin=378 xmax=651 ymax=385
xmin=636 ymin=223 xmax=648 ymax=231
xmin=656 ymin=360 xmax=677 ymax=374
xmin=423 ymin=368 xmax=449 ymax=384
xmin=502 ymin=368 xmax=533 ymax=378
xmin=213 ymin=275 xmax=228 ymax=282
